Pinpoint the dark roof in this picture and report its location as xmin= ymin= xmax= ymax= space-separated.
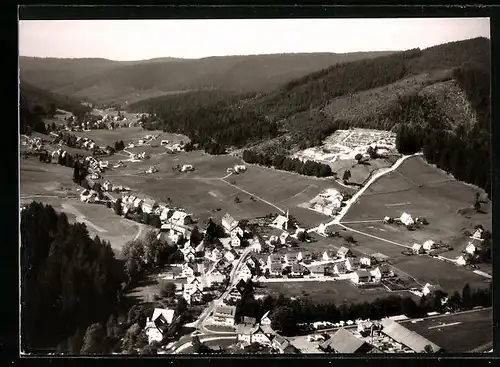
xmin=380 ymin=318 xmax=442 ymax=353
xmin=320 ymin=328 xmax=368 ymax=353
xmin=243 ymin=316 xmax=257 ymax=325
xmin=272 ymin=334 xmax=290 ymax=349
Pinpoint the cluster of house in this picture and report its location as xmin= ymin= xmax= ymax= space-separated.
xmin=385 ymin=212 xmax=426 ymax=227
xmin=127 ymin=134 xmax=159 ymax=149
xmin=146 ymin=165 xmax=159 ymax=174
xmin=234 ymin=312 xmax=296 ymax=353
xmin=317 ymin=317 xmax=441 ymax=354
xmin=101 ymin=180 xmax=131 ymax=193
xmin=85 ymin=155 xmax=109 ymax=176
xmin=23 ymin=136 xmax=43 ymax=151
xmin=456 ymin=227 xmax=486 ymax=266
xmin=226 ymin=164 xmax=247 ymax=174
xmin=310 ymin=189 xmax=344 ymax=216
xmin=411 ymin=239 xmax=440 ymax=255
xmin=144 ymin=308 xmax=178 ymax=344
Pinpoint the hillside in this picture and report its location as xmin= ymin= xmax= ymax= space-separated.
xmin=20 ymin=81 xmax=91 ymax=117
xmin=19 ymin=51 xmax=395 ymax=104
xmin=134 ymin=37 xmax=491 ymax=194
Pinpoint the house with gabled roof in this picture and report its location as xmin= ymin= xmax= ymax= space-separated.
xmin=466 ymin=242 xmax=478 ymax=255
xmin=422 ymin=283 xmax=442 ymax=296
xmin=290 ymin=263 xmax=305 ymax=277
xmin=337 ymin=246 xmax=353 ymax=259
xmin=319 ymin=328 xmax=373 ymax=353
xmin=471 ymin=228 xmax=484 ymax=241
xmin=322 ymin=250 xmax=336 ymax=262
xmin=351 ymin=270 xmax=371 ymax=284
xmin=183 ymin=286 xmax=204 ymax=305
xmin=170 ymin=210 xmax=191 ymax=226
xmin=133 ymin=197 xmax=144 ymax=209
xmin=333 ymin=261 xmax=348 ymax=275
xmin=412 ymin=243 xmax=424 ymax=254
xmin=400 ymin=212 xmax=414 ymax=226
xmin=280 ymin=232 xmax=291 ymax=246
xmin=212 ymin=305 xmax=236 ymax=326
xmin=422 ymin=240 xmax=436 ymax=251
xmin=236 ymin=324 xmax=273 ymax=346
xmin=271 ymin=211 xmax=291 ymax=231
xmin=231 ymin=234 xmax=243 ymax=248
xmin=225 ymin=249 xmax=239 ymax=263
xmin=359 ymin=256 xmax=372 ymax=267
xmin=222 ymin=213 xmax=240 ymax=234
xmin=141 ymin=198 xmax=158 ymax=214
xmin=144 ymin=308 xmax=176 ymax=344
xmin=284 ymin=253 xmax=298 ymax=266
xmin=345 ymin=257 xmax=360 ymax=271
xmin=237 ymin=263 xmax=253 ymax=281
xmin=370 ymin=265 xmax=391 ymax=281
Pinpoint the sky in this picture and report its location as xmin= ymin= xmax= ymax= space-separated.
xmin=19 ymin=18 xmax=490 ymax=61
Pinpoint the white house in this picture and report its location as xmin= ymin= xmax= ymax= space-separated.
xmin=471 ymin=228 xmax=484 ymax=241
xmin=370 ymin=266 xmax=390 ymax=281
xmin=222 ymin=213 xmax=240 ymax=234
xmin=360 ymin=257 xmax=372 ymax=267
xmin=236 ymin=324 xmax=273 ymax=346
xmin=322 ymin=251 xmax=335 ymax=262
xmin=159 ymin=207 xmax=171 ymax=222
xmin=351 ymin=270 xmax=371 ymax=284
xmin=181 ymin=164 xmax=194 ymax=172
xmin=102 ymin=181 xmax=113 ymax=191
xmin=237 ymin=263 xmax=253 ymax=281
xmin=412 ymin=243 xmax=424 ymax=254
xmin=337 ymin=246 xmax=353 ymax=259
xmin=271 ymin=211 xmax=291 ymax=231
xmin=457 ymin=255 xmax=470 ymax=266
xmin=466 ymin=242 xmax=477 ymax=255
xmin=423 ymin=240 xmax=436 ymax=251
xmin=180 ymin=263 xmax=195 ymax=278
xmin=317 ymin=223 xmax=337 ymax=237
xmin=231 ymin=235 xmax=242 ymax=248
xmin=345 ymin=257 xmax=360 ymax=271
xmin=334 ymin=261 xmax=348 ymax=274
xmin=144 ymin=308 xmax=175 ymax=344
xmin=183 ymin=286 xmax=204 ymax=305
xmin=422 ymin=283 xmax=442 ymax=296
xmin=260 ymin=311 xmax=272 ymax=326
xmin=297 ymin=251 xmax=303 ymax=262
xmin=170 ymin=211 xmax=191 ymax=225
xmin=133 ymin=198 xmax=144 ymax=209
xmin=141 ymin=198 xmax=157 ymax=214
xmin=400 ymin=212 xmax=414 ymax=226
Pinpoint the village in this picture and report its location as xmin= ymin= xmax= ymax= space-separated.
xmin=20 ymin=107 xmax=492 ymax=355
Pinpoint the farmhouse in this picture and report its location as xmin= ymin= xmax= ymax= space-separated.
xmin=351 ymin=270 xmax=371 ymax=284
xmin=400 ymin=212 xmax=414 ymax=226
xmin=237 ymin=264 xmax=253 ymax=281
xmin=260 ymin=311 xmax=272 ymax=326
xmin=159 ymin=207 xmax=171 ymax=222
xmin=207 ymin=248 xmax=223 ymax=262
xmin=180 ymin=263 xmax=195 ymax=278
xmin=161 ymin=223 xmax=193 ymax=239
xmin=422 ymin=283 xmax=442 ymax=296
xmin=318 ymin=222 xmax=337 ymax=236
xmin=268 ymin=258 xmax=283 ymax=277
xmin=272 ymin=334 xmax=294 ymax=353
xmin=370 ymin=265 xmax=391 ymax=281
xmin=133 ymin=198 xmax=144 ymax=209
xmin=144 ymin=308 xmax=176 ymax=344
xmin=319 ymin=328 xmax=373 ymax=354
xmin=141 ymin=198 xmax=157 ymax=214
xmin=212 ymin=305 xmax=236 ymax=326
xmin=422 ymin=240 xmax=436 ymax=251
xmin=380 ymin=318 xmax=442 ymax=353
xmin=183 ymin=286 xmax=204 ymax=305
xmin=346 ymin=257 xmax=360 ymax=271
xmin=271 ymin=211 xmax=291 ymax=231
xmin=412 ymin=243 xmax=424 ymax=254
xmin=337 ymin=246 xmax=353 ymax=259
xmin=284 ymin=253 xmax=298 ymax=266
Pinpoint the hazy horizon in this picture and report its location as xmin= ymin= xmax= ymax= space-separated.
xmin=19 ymin=18 xmax=490 ymax=61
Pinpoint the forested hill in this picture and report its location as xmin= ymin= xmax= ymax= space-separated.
xmin=19 ymin=51 xmax=395 ymax=104
xmin=133 ymin=37 xmax=491 ymax=194
xmin=20 ymin=81 xmax=91 ymax=116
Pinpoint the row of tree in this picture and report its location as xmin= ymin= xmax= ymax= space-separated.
xmin=242 ymin=150 xmax=332 ymax=178
xmin=21 ymin=202 xmax=126 ymax=352
xmin=235 ymin=282 xmax=491 ymax=337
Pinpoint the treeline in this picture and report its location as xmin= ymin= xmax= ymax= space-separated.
xmin=20 ymin=95 xmax=47 ymax=135
xmin=242 ymin=150 xmax=332 ymax=178
xmin=21 ymin=202 xmax=126 ymax=352
xmin=20 ymin=80 xmax=91 ymax=118
xmin=261 ymin=38 xmax=489 ymax=120
xmin=236 ymin=283 xmax=491 ymax=337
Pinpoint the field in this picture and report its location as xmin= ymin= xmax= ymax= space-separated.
xmin=259 ymin=280 xmax=413 ymax=305
xmin=341 ymin=157 xmax=492 ymax=248
xmin=72 ymin=127 xmax=172 ymax=147
xmin=20 ymin=157 xmax=144 ymax=253
xmin=403 ymin=308 xmax=492 ymax=352
xmin=390 ymin=255 xmax=490 ymax=293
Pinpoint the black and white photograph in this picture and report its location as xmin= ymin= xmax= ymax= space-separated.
xmin=19 ymin=15 xmax=492 ymax=355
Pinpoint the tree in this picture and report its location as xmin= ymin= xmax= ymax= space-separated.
xmin=297 ymin=231 xmax=307 ymax=242
xmin=342 ymin=170 xmax=351 ymax=184
xmin=80 ymin=323 xmax=106 ymax=354
xmin=190 ymin=226 xmax=203 ymax=245
xmin=355 ymin=153 xmax=363 ymax=163
xmin=462 ymin=284 xmax=472 ymax=309
xmin=160 ymin=282 xmax=176 ymax=298
xmin=270 ymin=306 xmax=296 ymax=336
xmin=424 ymin=344 xmax=434 ymax=353
xmin=114 ymin=199 xmax=123 ymax=216
xmin=473 ymin=201 xmax=481 ymax=212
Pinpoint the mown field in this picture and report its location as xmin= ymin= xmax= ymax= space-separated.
xmin=259 ymin=280 xmax=413 ymax=305
xmin=390 ymin=255 xmax=490 ymax=293
xmin=20 ymin=157 xmax=144 ymax=253
xmin=341 ymin=157 xmax=492 ymax=248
